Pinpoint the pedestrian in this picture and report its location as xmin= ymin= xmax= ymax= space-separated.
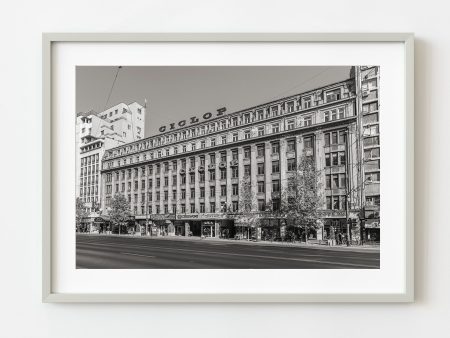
xmin=337 ymin=232 xmax=342 ymax=245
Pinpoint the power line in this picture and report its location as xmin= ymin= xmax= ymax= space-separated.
xmin=104 ymin=66 xmax=122 ymax=110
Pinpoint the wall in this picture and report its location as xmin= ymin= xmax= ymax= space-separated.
xmin=0 ymin=0 xmax=448 ymax=337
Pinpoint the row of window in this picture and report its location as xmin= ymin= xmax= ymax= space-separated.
xmin=108 ymin=136 xmax=314 ymax=170
xmin=108 ymin=87 xmax=349 ymax=159
xmin=81 ymin=154 xmax=99 ymax=166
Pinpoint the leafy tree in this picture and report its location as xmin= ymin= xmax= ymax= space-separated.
xmin=238 ymin=175 xmax=260 ymax=239
xmin=92 ymin=200 xmax=101 ymax=214
xmin=75 ymin=197 xmax=89 ymax=233
xmin=281 ymin=154 xmax=322 ymax=242
xmin=109 ymin=193 xmax=131 ymax=235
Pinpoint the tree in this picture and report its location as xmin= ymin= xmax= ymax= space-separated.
xmin=75 ymin=197 xmax=89 ymax=233
xmin=92 ymin=200 xmax=101 ymax=214
xmin=109 ymin=193 xmax=131 ymax=235
xmin=281 ymin=154 xmax=322 ymax=243
xmin=238 ymin=175 xmax=260 ymax=239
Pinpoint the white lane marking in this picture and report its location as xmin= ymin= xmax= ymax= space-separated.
xmin=121 ymin=252 xmax=155 ymax=258
xmin=78 ymin=241 xmax=377 ymax=268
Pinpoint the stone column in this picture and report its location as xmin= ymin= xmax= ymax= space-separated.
xmin=279 ymin=138 xmax=287 ymax=193
xmin=215 ymin=151 xmax=221 ymax=212
xmin=226 ymin=149 xmax=232 ymax=211
xmin=194 ymin=155 xmax=200 ymax=213
xmin=204 ymin=154 xmax=210 ymax=212
xmin=264 ymin=141 xmax=272 ymax=206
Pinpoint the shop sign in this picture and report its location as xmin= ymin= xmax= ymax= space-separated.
xmin=158 ymin=107 xmax=227 ymax=133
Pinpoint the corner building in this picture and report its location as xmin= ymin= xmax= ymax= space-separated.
xmin=100 ymin=67 xmax=379 ymax=242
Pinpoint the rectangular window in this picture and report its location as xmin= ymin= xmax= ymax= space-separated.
xmin=164 ymin=176 xmax=169 ymax=186
xmin=191 ymin=204 xmax=196 ymax=213
xmin=332 ymin=174 xmax=339 ymax=189
xmin=287 ymin=101 xmax=295 ymax=112
xmin=340 ymin=174 xmax=346 ymax=188
xmin=181 ymin=189 xmax=186 ymax=199
xmin=271 ymin=142 xmax=279 ymax=154
xmin=303 ymin=96 xmax=311 ymax=109
xmin=287 ymin=120 xmax=295 ymax=130
xmin=333 ymin=196 xmax=340 ymax=210
xmin=272 ymin=123 xmax=279 ymax=133
xmin=210 ymin=202 xmax=216 ymax=212
xmin=332 ymin=153 xmax=338 ymax=166
xmin=221 ymin=185 xmax=227 ymax=196
xmin=220 ymin=152 xmax=227 ymax=163
xmin=232 ymin=184 xmax=238 ymax=195
xmin=199 ymin=172 xmax=205 ymax=183
xmin=220 ymin=168 xmax=227 ymax=180
xmin=200 ymin=203 xmax=205 ymax=213
xmin=232 ymin=167 xmax=238 ymax=178
xmin=210 ymin=170 xmax=216 ymax=180
xmin=190 ymin=188 xmax=195 ymax=198
xmin=339 ymin=152 xmax=346 ymax=165
xmin=258 ymin=181 xmax=265 ymax=193
xmin=210 ymin=138 xmax=216 ymax=147
xmin=200 ymin=187 xmax=205 ymax=198
xmin=244 ymin=147 xmax=251 ymax=159
xmin=232 ymin=201 xmax=238 ymax=212
xmin=326 ymin=88 xmax=341 ymax=102
xmin=272 ymin=161 xmax=280 ymax=173
xmin=210 ymin=186 xmax=215 ymax=197
xmin=258 ymin=126 xmax=265 ymax=137
xmin=258 ymin=163 xmax=265 ymax=175
xmin=326 ymin=175 xmax=331 ymax=189
xmin=244 ymin=165 xmax=251 ymax=176
xmin=287 ymin=139 xmax=296 ymax=152
xmin=244 ymin=130 xmax=250 ymax=139
xmin=257 ymin=145 xmax=265 ymax=157
xmin=232 ymin=133 xmax=238 ymax=142
xmin=181 ymin=204 xmax=186 ymax=213
xmin=287 ymin=158 xmax=296 ymax=171
xmin=304 ymin=116 xmax=312 ymax=126
xmin=326 ymin=196 xmax=332 ymax=209
xmin=304 ymin=136 xmax=313 ymax=149
xmin=164 ymin=191 xmax=168 ymax=201
xmin=272 ymin=180 xmax=280 ymax=192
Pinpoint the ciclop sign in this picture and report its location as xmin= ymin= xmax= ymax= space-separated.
xmin=158 ymin=107 xmax=227 ymax=133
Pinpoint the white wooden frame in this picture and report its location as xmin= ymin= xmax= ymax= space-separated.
xmin=42 ymin=33 xmax=414 ymax=302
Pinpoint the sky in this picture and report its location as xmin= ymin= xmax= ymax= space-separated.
xmin=76 ymin=66 xmax=351 ymax=137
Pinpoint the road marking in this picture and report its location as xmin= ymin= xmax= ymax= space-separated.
xmin=121 ymin=252 xmax=155 ymax=258
xmin=78 ymin=241 xmax=378 ymax=268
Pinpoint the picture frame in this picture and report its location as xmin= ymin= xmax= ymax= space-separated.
xmin=43 ymin=33 xmax=414 ymax=303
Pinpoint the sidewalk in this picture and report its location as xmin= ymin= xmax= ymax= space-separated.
xmin=78 ymin=233 xmax=380 ymax=253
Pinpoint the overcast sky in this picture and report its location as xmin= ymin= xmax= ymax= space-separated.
xmin=76 ymin=66 xmax=351 ymax=137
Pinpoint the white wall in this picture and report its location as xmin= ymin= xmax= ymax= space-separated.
xmin=0 ymin=1 xmax=448 ymax=337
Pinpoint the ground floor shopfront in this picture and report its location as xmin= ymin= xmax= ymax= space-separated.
xmin=133 ymin=212 xmax=370 ymax=244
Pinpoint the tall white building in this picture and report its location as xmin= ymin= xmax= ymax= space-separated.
xmin=76 ymin=102 xmax=146 ymax=226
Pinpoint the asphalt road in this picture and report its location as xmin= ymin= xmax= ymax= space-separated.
xmin=76 ymin=234 xmax=380 ymax=269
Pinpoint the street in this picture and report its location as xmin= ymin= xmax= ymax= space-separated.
xmin=76 ymin=234 xmax=380 ymax=269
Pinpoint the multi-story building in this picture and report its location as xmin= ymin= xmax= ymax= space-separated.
xmin=99 ymin=67 xmax=379 ymax=242
xmin=76 ymin=102 xmax=146 ymax=230
xmin=357 ymin=66 xmax=381 ymax=242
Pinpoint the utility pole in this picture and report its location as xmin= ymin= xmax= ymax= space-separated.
xmin=344 ymin=129 xmax=351 ymax=246
xmin=355 ymin=66 xmax=366 ymax=245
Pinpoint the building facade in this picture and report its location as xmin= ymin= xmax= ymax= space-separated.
xmin=76 ymin=102 xmax=146 ymax=229
xmin=100 ymin=67 xmax=380 ymax=242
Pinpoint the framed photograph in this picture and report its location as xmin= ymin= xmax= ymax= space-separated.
xmin=43 ymin=33 xmax=414 ymax=302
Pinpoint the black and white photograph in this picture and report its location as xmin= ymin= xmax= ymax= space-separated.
xmin=75 ymin=65 xmax=381 ymax=269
